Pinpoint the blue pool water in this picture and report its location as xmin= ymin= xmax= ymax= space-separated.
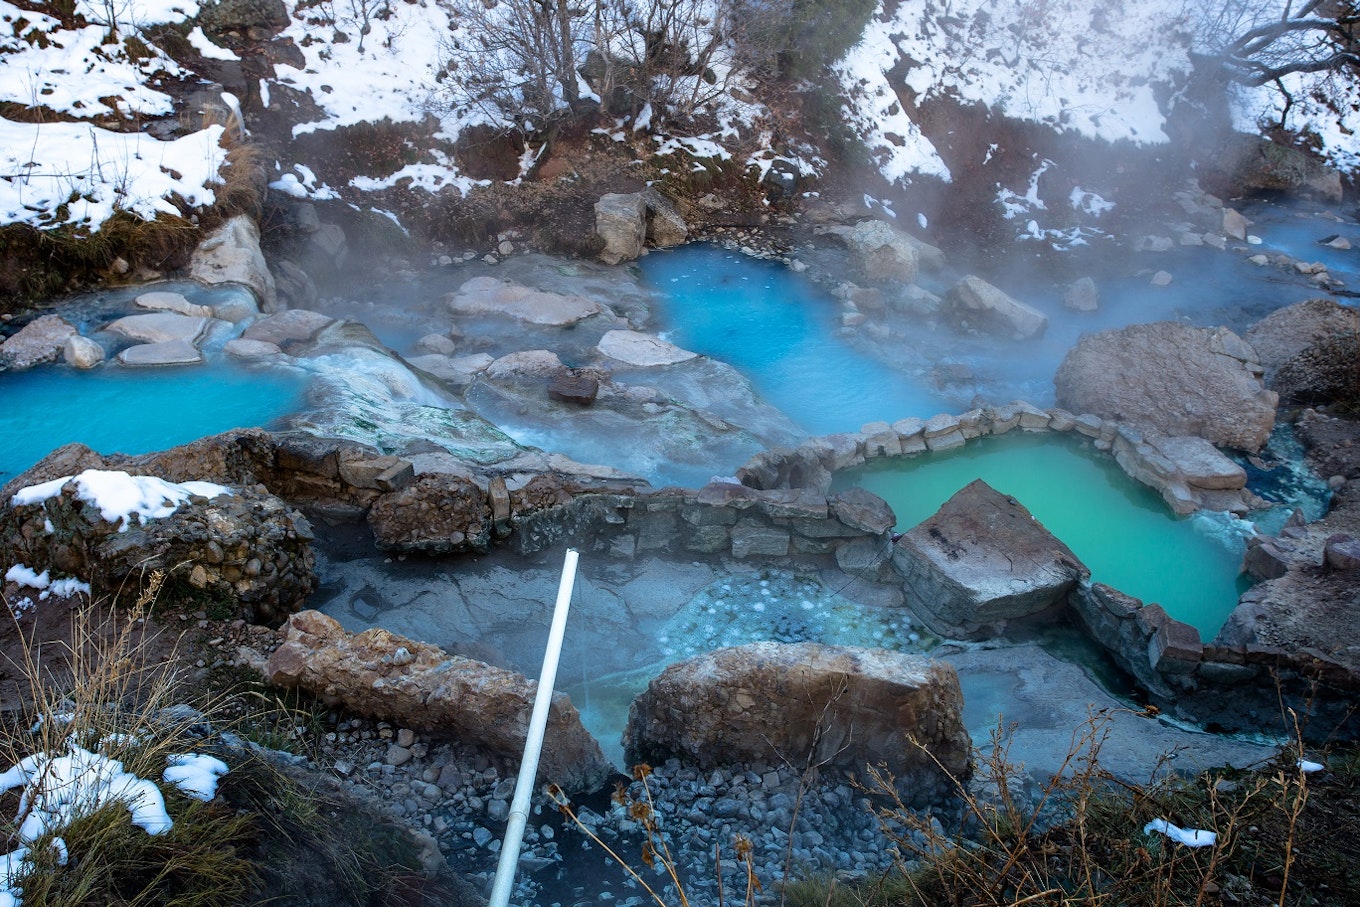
xmin=834 ymin=433 xmax=1252 ymax=639
xmin=640 ymin=246 xmax=945 ymax=433
xmin=0 ymin=363 xmax=306 ymax=485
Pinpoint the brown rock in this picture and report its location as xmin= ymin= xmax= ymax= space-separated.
xmin=623 ymin=642 xmax=970 ymax=803
xmin=265 ymin=611 xmax=611 ymax=792
xmin=548 ymin=373 xmax=600 ymax=405
xmin=367 ymin=474 xmax=491 ymax=554
xmin=1054 ymin=322 xmax=1276 ymax=452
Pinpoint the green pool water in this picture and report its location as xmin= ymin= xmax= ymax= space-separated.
xmin=833 ymin=433 xmax=1253 ymax=639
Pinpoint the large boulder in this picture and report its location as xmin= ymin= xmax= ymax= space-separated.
xmin=1054 ymin=322 xmax=1277 ymax=452
xmin=945 ymin=276 xmax=1048 ymax=340
xmin=0 ymin=315 xmax=77 ymax=371
xmin=891 ymin=479 xmax=1088 ymax=637
xmin=1244 ymin=298 xmax=1360 ymax=380
xmin=824 ymin=220 xmax=943 ymax=282
xmin=265 ymin=611 xmax=612 ymax=793
xmin=1272 ymin=334 xmax=1360 ymax=408
xmin=2 ymin=469 xmax=315 ymax=624
xmin=643 ymin=189 xmax=688 ymax=248
xmin=623 ymin=642 xmax=970 ymax=802
xmin=595 ymin=192 xmax=647 ymax=265
xmin=190 ymin=215 xmax=277 ymax=310
xmin=105 ymin=312 xmax=213 ymax=344
xmin=445 ymin=277 xmax=608 ymax=326
xmin=1214 ymin=136 xmax=1344 ymax=204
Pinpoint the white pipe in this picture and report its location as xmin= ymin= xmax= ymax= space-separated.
xmin=488 ymin=548 xmax=580 ymax=907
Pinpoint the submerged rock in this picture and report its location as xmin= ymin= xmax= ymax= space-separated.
xmin=1054 ymin=322 xmax=1277 ymax=452
xmin=623 ymin=641 xmax=970 ymax=803
xmin=891 ymin=479 xmax=1087 ymax=638
xmin=117 ymin=339 xmax=206 ymax=367
xmin=0 ymin=314 xmax=77 ymax=370
xmin=265 ymin=610 xmax=612 ymax=793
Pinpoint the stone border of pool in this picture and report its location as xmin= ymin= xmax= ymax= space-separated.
xmin=7 ymin=417 xmax=1354 ymax=740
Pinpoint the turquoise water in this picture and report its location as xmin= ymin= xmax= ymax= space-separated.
xmin=834 ymin=434 xmax=1251 ymax=639
xmin=640 ymin=245 xmax=944 ymax=433
xmin=0 ymin=363 xmax=305 ymax=485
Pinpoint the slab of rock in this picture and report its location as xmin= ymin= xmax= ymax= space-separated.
xmin=1325 ymin=534 xmax=1360 ymax=570
xmin=623 ymin=642 xmax=970 ymax=800
xmin=891 ymin=479 xmax=1088 ymax=637
xmin=596 ymin=330 xmax=698 ymax=366
xmin=134 ymin=290 xmax=213 ymax=318
xmin=945 ymin=276 xmax=1048 ymax=339
xmin=595 ymin=192 xmax=647 ymax=265
xmin=446 ymin=277 xmax=608 ymax=326
xmin=407 ymin=352 xmax=492 ymax=384
xmin=63 ymin=335 xmax=105 ymax=369
xmin=265 ymin=611 xmax=611 ymax=793
xmin=241 ymin=308 xmax=335 ymax=347
xmin=116 ymin=340 xmax=206 ymax=366
xmin=1 ymin=315 xmax=77 ymax=370
xmin=1146 ymin=435 xmax=1247 ymax=490
xmin=106 ymin=312 xmax=212 ymax=344
xmin=1054 ymin=322 xmax=1277 ymax=452
xmin=190 ymin=215 xmax=277 ymax=309
xmin=223 ymin=338 xmax=283 ymax=359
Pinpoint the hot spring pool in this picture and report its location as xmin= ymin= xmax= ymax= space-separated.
xmin=833 ymin=433 xmax=1252 ymax=639
xmin=641 ymin=245 xmax=945 ymax=433
xmin=0 ymin=362 xmax=306 ymax=485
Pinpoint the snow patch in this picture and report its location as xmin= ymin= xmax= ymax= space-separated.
xmin=12 ymin=470 xmax=231 ymax=531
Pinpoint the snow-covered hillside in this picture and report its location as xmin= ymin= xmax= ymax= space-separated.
xmin=0 ymin=0 xmax=1355 ymax=239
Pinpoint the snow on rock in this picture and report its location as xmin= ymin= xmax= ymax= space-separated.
xmin=12 ymin=470 xmax=231 ymax=532
xmin=833 ymin=4 xmax=950 ymax=184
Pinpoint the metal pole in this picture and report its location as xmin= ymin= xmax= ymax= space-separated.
xmin=488 ymin=548 xmax=580 ymax=907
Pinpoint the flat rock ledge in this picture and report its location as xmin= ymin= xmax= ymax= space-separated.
xmin=624 ymin=642 xmax=970 ymax=805
xmin=265 ymin=611 xmax=612 ymax=793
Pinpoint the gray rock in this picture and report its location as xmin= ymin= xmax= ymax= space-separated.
xmin=824 ymin=220 xmax=943 ymax=282
xmin=223 ymin=338 xmax=283 ymax=359
xmin=265 ymin=611 xmax=611 ymax=793
xmin=1 ymin=315 xmax=77 ymax=370
xmin=643 ymin=189 xmax=688 ymax=248
xmin=1063 ymin=277 xmax=1098 ymax=312
xmin=446 ymin=277 xmax=608 ymax=326
xmin=1054 ymin=322 xmax=1277 ymax=452
xmin=117 ymin=340 xmax=206 ymax=366
xmin=596 ymin=330 xmax=697 ymax=366
xmin=62 ymin=335 xmax=105 ymax=369
xmin=190 ymin=215 xmax=277 ymax=309
xmin=1324 ymin=534 xmax=1360 ymax=571
xmin=1245 ymin=298 xmax=1359 ymax=377
xmin=135 ymin=290 xmax=213 ymax=317
xmin=241 ymin=308 xmax=334 ymax=347
xmin=595 ymin=192 xmax=647 ymax=265
xmin=106 ymin=312 xmax=212 ymax=344
xmin=891 ymin=479 xmax=1088 ymax=637
xmin=945 ymin=276 xmax=1047 ymax=339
